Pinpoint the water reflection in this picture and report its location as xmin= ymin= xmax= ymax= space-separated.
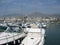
xmin=44 ymin=23 xmax=60 ymax=45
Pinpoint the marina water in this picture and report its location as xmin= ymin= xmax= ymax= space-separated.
xmin=44 ymin=23 xmax=60 ymax=45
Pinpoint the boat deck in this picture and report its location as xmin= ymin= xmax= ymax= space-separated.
xmin=21 ymin=28 xmax=45 ymax=45
xmin=0 ymin=32 xmax=26 ymax=45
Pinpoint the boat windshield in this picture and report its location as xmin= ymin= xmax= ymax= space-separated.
xmin=0 ymin=26 xmax=7 ymax=32
xmin=6 ymin=26 xmax=24 ymax=33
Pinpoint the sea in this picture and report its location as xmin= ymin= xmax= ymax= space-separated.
xmin=44 ymin=23 xmax=60 ymax=45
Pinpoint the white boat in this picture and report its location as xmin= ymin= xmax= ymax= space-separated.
xmin=0 ymin=23 xmax=7 ymax=26
xmin=0 ymin=25 xmax=27 ymax=45
xmin=20 ymin=24 xmax=45 ymax=45
xmin=41 ymin=22 xmax=47 ymax=28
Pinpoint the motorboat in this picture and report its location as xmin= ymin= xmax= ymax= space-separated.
xmin=21 ymin=23 xmax=45 ymax=45
xmin=0 ymin=24 xmax=27 ymax=45
xmin=41 ymin=22 xmax=47 ymax=28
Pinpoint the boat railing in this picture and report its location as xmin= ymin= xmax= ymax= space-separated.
xmin=0 ymin=32 xmax=22 ymax=41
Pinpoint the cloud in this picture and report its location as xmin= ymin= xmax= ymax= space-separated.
xmin=28 ymin=1 xmax=43 ymax=8
xmin=52 ymin=6 xmax=60 ymax=9
xmin=0 ymin=0 xmax=60 ymax=15
xmin=47 ymin=0 xmax=57 ymax=4
xmin=0 ymin=0 xmax=14 ymax=3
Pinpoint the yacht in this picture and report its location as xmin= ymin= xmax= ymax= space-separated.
xmin=0 ymin=24 xmax=27 ymax=45
xmin=41 ymin=22 xmax=47 ymax=28
xmin=21 ymin=23 xmax=45 ymax=45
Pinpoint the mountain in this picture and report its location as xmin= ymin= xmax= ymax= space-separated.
xmin=28 ymin=12 xmax=49 ymax=17
xmin=28 ymin=12 xmax=60 ymax=18
xmin=50 ymin=14 xmax=60 ymax=18
xmin=0 ymin=13 xmax=25 ymax=17
xmin=0 ymin=12 xmax=60 ymax=18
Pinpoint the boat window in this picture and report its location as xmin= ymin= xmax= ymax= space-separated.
xmin=27 ymin=26 xmax=31 ymax=28
xmin=0 ymin=26 xmax=7 ymax=32
xmin=31 ymin=38 xmax=34 ymax=39
xmin=22 ymin=26 xmax=26 ymax=28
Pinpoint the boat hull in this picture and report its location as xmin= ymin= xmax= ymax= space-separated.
xmin=1 ymin=36 xmax=25 ymax=45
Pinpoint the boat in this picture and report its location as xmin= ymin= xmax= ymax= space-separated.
xmin=41 ymin=22 xmax=47 ymax=28
xmin=38 ymin=22 xmax=47 ymax=29
xmin=20 ymin=23 xmax=45 ymax=45
xmin=0 ymin=24 xmax=27 ymax=45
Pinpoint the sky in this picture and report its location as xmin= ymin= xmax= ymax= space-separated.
xmin=0 ymin=0 xmax=60 ymax=16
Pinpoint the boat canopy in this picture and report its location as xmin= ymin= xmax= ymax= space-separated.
xmin=5 ymin=26 xmax=24 ymax=33
xmin=0 ymin=26 xmax=7 ymax=32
